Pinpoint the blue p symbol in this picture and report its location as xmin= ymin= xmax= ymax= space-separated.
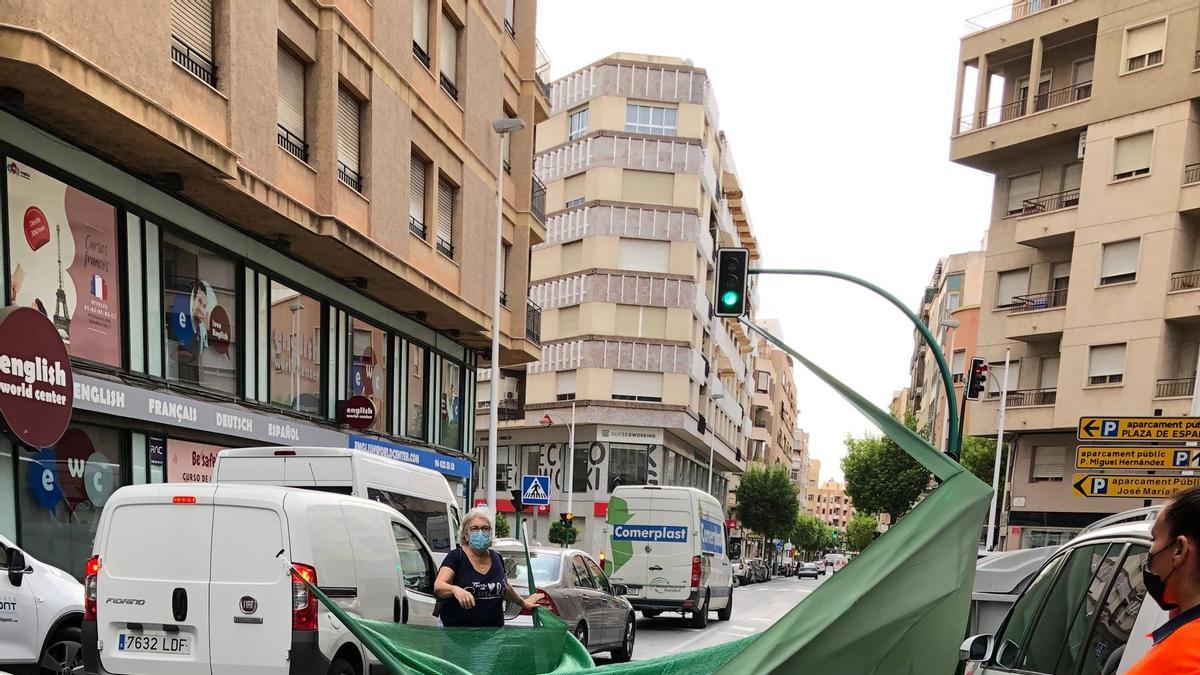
xmin=1092 ymin=477 xmax=1108 ymax=495
xmin=1101 ymin=420 xmax=1119 ymax=437
xmin=1175 ymin=451 xmax=1190 ymax=467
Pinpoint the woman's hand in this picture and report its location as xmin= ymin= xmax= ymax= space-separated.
xmin=452 ymin=586 xmax=476 ymax=609
xmin=521 ymin=592 xmax=545 ymax=611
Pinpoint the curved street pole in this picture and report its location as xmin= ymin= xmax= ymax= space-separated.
xmin=749 ymin=268 xmax=961 ymax=460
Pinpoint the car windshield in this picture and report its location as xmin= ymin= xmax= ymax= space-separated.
xmin=499 ymin=550 xmax=562 ymax=588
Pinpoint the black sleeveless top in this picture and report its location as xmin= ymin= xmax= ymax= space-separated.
xmin=439 ymin=547 xmax=507 ymax=627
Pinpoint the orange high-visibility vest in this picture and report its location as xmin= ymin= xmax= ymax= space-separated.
xmin=1126 ymin=606 xmax=1200 ymax=675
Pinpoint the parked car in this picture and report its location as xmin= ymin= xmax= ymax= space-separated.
xmin=743 ymin=558 xmax=765 ymax=584
xmin=495 ymin=541 xmax=635 ymax=662
xmin=83 ymin=483 xmax=440 ymax=675
xmin=959 ymin=519 xmax=1167 ymax=675
xmin=795 ymin=562 xmax=821 ymax=580
xmin=730 ymin=559 xmax=749 ymax=586
xmin=0 ymin=535 xmax=84 ymax=675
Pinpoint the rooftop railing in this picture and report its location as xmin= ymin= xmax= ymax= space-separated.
xmin=965 ymin=0 xmax=1072 ymax=34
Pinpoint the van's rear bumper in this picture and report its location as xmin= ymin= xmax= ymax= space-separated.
xmin=627 ymin=588 xmax=703 ymax=612
xmin=81 ymin=621 xmax=327 ymax=674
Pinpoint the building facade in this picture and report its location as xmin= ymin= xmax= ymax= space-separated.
xmin=750 ymin=319 xmax=800 ymax=469
xmin=951 ymin=0 xmax=1200 ymax=549
xmin=812 ymin=479 xmax=856 ymax=540
xmin=0 ymin=0 xmax=547 ymax=577
xmin=793 ymin=427 xmax=811 ymax=502
xmin=475 ymin=53 xmax=762 ymax=555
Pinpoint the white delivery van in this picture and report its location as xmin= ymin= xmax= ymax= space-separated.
xmin=213 ymin=447 xmax=460 ymax=557
xmin=0 ymin=535 xmax=85 ymax=674
xmin=603 ymin=486 xmax=734 ymax=628
xmin=81 ymin=483 xmax=441 ymax=675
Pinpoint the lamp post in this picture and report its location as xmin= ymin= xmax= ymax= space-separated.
xmin=938 ymin=318 xmax=960 ymax=453
xmin=540 ymin=405 xmax=577 ymax=518
xmin=486 ymin=116 xmax=527 ymax=512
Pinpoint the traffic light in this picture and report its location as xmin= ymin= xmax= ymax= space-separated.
xmin=714 ymin=248 xmax=749 ymax=317
xmin=966 ymin=357 xmax=988 ymax=401
xmin=510 ymin=489 xmax=524 ymax=513
xmin=561 ymin=512 xmax=574 ymax=526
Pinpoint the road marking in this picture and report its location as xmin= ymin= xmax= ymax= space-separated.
xmin=745 ymin=617 xmax=772 ymax=622
xmin=664 ymin=625 xmax=727 ymax=654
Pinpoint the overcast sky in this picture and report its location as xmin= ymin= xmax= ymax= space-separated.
xmin=537 ymin=0 xmax=1002 ymax=481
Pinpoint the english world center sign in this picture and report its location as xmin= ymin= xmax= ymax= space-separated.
xmin=0 ymin=306 xmax=73 ymax=448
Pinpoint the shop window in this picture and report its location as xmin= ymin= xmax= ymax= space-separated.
xmin=349 ymin=317 xmax=388 ymax=433
xmin=407 ymin=342 xmax=427 ymax=439
xmin=166 ymin=439 xmax=228 ymax=484
xmin=440 ymin=360 xmax=462 ymax=450
xmin=16 ymin=425 xmax=124 ymax=579
xmin=609 ymin=444 xmax=649 ymax=491
xmin=6 ymin=158 xmax=123 ymax=367
xmin=269 ymin=281 xmax=322 ymax=415
xmin=162 ymin=233 xmax=239 ymax=395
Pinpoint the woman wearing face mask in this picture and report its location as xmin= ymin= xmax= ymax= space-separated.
xmin=433 ymin=507 xmax=543 ymax=627
xmin=1126 ymin=486 xmax=1200 ymax=674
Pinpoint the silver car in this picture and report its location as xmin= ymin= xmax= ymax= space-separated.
xmin=496 ymin=541 xmax=637 ymax=662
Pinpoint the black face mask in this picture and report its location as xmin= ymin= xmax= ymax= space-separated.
xmin=1143 ymin=544 xmax=1179 ymax=611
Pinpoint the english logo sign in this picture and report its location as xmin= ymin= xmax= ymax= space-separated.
xmin=0 ymin=306 xmax=73 ymax=448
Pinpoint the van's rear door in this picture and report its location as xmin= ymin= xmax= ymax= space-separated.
xmin=646 ymin=492 xmax=696 ymax=602
xmin=607 ymin=490 xmax=655 ymax=591
xmin=208 ymin=484 xmax=292 ymax=675
xmin=97 ymin=485 xmax=216 ymax=675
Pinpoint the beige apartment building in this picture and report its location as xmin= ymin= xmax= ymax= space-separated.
xmin=0 ymin=0 xmax=546 ymax=572
xmin=475 ymin=53 xmax=761 ymax=554
xmin=793 ymin=427 xmax=812 ymax=501
xmin=751 ymin=320 xmax=800 ymax=468
xmin=813 ymin=479 xmax=856 ymax=539
xmin=803 ymin=457 xmax=822 ymax=514
xmin=951 ymin=0 xmax=1200 ymax=549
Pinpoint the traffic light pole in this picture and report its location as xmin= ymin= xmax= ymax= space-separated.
xmin=748 ymin=268 xmax=961 ymax=460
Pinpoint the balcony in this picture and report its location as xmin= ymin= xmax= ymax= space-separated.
xmin=1005 ymin=290 xmax=1066 ymax=340
xmin=337 ymin=162 xmax=362 ymax=193
xmin=525 ymin=298 xmax=542 ymax=344
xmin=530 ymin=174 xmax=547 ymax=223
xmin=1009 ymin=289 xmax=1068 ymax=313
xmin=1155 ymin=377 xmax=1195 ymax=399
xmin=277 ymin=125 xmax=308 ymax=164
xmin=964 ymin=0 xmax=1073 ymax=34
xmin=1170 ymin=269 xmax=1200 ymax=293
xmin=1005 ymin=388 xmax=1057 ymax=407
xmin=1022 ymin=189 xmax=1079 ymax=215
xmin=1166 ymin=270 xmax=1200 ymax=320
xmin=1014 ymin=198 xmax=1078 ymax=247
xmin=1187 ymin=164 xmax=1200 ymax=186
xmin=171 ymin=36 xmax=216 ymax=87
xmin=958 ymin=82 xmax=1090 ymax=135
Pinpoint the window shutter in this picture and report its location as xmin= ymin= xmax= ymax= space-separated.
xmin=505 ymin=0 xmax=515 ymax=25
xmin=996 ymin=269 xmax=1030 ymax=306
xmin=171 ymin=0 xmax=214 ymax=60
xmin=617 ymin=239 xmax=670 ymax=273
xmin=988 ymin=360 xmax=1021 ymax=394
xmin=336 ymin=88 xmax=360 ymax=173
xmin=612 ymin=370 xmax=663 ymax=399
xmin=1039 ymin=356 xmax=1060 ymax=389
xmin=556 ymin=370 xmax=576 ymax=396
xmin=439 ymin=15 xmax=458 ymax=83
xmin=1032 ymin=447 xmax=1065 ymax=479
xmin=1114 ymin=132 xmax=1152 ymax=176
xmin=1089 ymin=344 xmax=1126 ymax=378
xmin=1127 ymin=21 xmax=1166 ymax=58
xmin=437 ymin=180 xmax=454 ymax=247
xmin=1061 ymin=163 xmax=1082 ymax=192
xmin=501 ymin=243 xmax=510 ymax=290
xmin=1101 ymin=239 xmax=1140 ymax=279
xmin=1006 ymin=173 xmax=1041 ymax=214
xmin=409 ymin=156 xmax=426 ymax=225
xmin=277 ymin=48 xmax=305 ymax=139
xmin=1073 ymin=59 xmax=1094 ymax=84
xmin=413 ymin=0 xmax=429 ymax=52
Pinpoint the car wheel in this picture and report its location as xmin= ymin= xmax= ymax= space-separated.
xmin=610 ymin=614 xmax=636 ymax=663
xmin=40 ymin=625 xmax=82 ymax=675
xmin=732 ymin=575 xmax=740 ymax=588
xmin=328 ymin=658 xmax=356 ymax=675
xmin=641 ymin=610 xmax=660 ymax=619
xmin=717 ymin=589 xmax=733 ymax=621
xmin=689 ymin=591 xmax=709 ymax=629
xmin=573 ymin=621 xmax=589 ymax=648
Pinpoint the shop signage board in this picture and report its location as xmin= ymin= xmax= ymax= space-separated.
xmin=1076 ymin=446 xmax=1200 ymax=470
xmin=0 ymin=306 xmax=74 ymax=448
xmin=349 ymin=434 xmax=472 ymax=479
xmin=1077 ymin=416 xmax=1200 ymax=441
xmin=337 ymin=395 xmax=376 ymax=430
xmin=1072 ymin=473 xmax=1200 ymax=499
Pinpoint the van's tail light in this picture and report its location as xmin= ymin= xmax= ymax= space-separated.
xmin=291 ymin=564 xmax=318 ymax=631
xmin=84 ymin=556 xmax=101 ymax=620
xmin=691 ymin=555 xmax=702 ymax=589
xmin=521 ymin=588 xmax=557 ymax=616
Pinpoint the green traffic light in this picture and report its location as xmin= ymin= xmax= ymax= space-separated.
xmin=720 ymin=290 xmax=740 ymax=307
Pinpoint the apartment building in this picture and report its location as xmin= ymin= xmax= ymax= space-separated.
xmin=475 ymin=53 xmax=761 ymax=554
xmin=951 ymin=0 xmax=1200 ymax=550
xmin=907 ymin=251 xmax=985 ymax=451
xmin=793 ymin=427 xmax=812 ymax=501
xmin=751 ymin=319 xmax=800 ymax=468
xmin=0 ymin=0 xmax=547 ymax=575
xmin=803 ymin=457 xmax=822 ymax=514
xmin=813 ymin=478 xmax=856 ymax=539
xmin=889 ymin=388 xmax=911 ymax=418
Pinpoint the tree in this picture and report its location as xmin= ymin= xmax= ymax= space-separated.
xmin=789 ymin=513 xmax=825 ymax=558
xmin=961 ymin=435 xmax=1007 ymax=497
xmin=495 ymin=512 xmax=511 ymax=538
xmin=549 ymin=519 xmax=578 ymax=546
xmin=847 ymin=514 xmax=878 ymax=553
xmin=841 ymin=412 xmax=931 ymax=523
xmin=735 ymin=465 xmax=799 ymax=565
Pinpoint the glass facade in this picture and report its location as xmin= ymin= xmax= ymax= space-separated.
xmin=440 ymin=360 xmax=462 ymax=449
xmin=163 ymin=233 xmax=239 ymax=394
xmin=349 ymin=317 xmax=389 ymax=433
xmin=407 ymin=342 xmax=427 ymax=439
xmin=269 ymin=282 xmax=322 ymax=415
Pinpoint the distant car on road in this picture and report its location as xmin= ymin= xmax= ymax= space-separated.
xmin=821 ymin=553 xmax=848 ymax=573
xmin=496 ymin=541 xmax=636 ymax=663
xmin=795 ymin=562 xmax=821 ymax=579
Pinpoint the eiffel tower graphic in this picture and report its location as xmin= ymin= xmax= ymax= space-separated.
xmin=52 ymin=222 xmax=72 ymax=344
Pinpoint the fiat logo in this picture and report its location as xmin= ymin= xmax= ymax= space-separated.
xmin=239 ymin=596 xmax=258 ymax=615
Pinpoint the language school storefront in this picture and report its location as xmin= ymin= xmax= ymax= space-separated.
xmin=0 ymin=111 xmax=476 ymax=579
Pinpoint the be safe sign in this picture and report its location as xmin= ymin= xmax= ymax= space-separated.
xmin=1076 ymin=446 xmax=1200 ymax=470
xmin=1077 ymin=417 xmax=1200 ymax=441
xmin=1072 ymin=474 xmax=1200 ymax=499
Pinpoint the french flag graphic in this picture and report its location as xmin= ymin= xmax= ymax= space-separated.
xmin=90 ymin=274 xmax=108 ymax=300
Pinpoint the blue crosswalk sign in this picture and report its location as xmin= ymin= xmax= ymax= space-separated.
xmin=521 ymin=474 xmax=550 ymax=506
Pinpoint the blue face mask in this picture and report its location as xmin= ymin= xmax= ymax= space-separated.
xmin=468 ymin=530 xmax=492 ymax=552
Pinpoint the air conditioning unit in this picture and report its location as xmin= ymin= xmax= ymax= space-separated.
xmin=501 ymin=376 xmax=520 ymax=401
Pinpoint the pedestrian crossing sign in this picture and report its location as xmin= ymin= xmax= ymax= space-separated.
xmin=520 ymin=474 xmax=550 ymax=506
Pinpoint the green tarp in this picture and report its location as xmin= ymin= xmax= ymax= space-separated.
xmin=298 ymin=329 xmax=992 ymax=674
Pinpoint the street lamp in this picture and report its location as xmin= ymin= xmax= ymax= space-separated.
xmin=539 ymin=404 xmax=576 ymax=518
xmin=938 ymin=318 xmax=960 ymax=453
xmin=486 ymin=116 xmax=527 ymax=512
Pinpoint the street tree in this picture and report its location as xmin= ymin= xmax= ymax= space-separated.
xmin=549 ymin=519 xmax=578 ymax=546
xmin=735 ymin=464 xmax=799 ymax=565
xmin=841 ymin=412 xmax=931 ymax=524
xmin=789 ymin=513 xmax=825 ymax=558
xmin=961 ymin=435 xmax=1007 ymax=497
xmin=495 ymin=512 xmax=511 ymax=538
xmin=847 ymin=514 xmax=878 ymax=553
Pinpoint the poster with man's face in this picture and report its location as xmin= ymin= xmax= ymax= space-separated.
xmin=6 ymin=158 xmax=122 ymax=365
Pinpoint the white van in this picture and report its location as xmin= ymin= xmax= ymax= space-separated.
xmin=214 ymin=447 xmax=460 ymax=558
xmin=603 ymin=486 xmax=734 ymax=628
xmin=0 ymin=535 xmax=84 ymax=674
xmin=81 ymin=483 xmax=441 ymax=675
xmin=821 ymin=553 xmax=848 ymax=573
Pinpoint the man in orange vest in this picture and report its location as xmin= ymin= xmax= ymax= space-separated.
xmin=1127 ymin=485 xmax=1200 ymax=674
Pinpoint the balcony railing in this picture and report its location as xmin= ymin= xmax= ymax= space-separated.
xmin=413 ymin=42 xmax=431 ymax=68
xmin=1185 ymin=163 xmax=1200 ymax=185
xmin=530 ymin=174 xmax=547 ymax=223
xmin=337 ymin=162 xmax=362 ymax=193
xmin=534 ymin=71 xmax=551 ymax=99
xmin=965 ymin=0 xmax=1071 ymax=34
xmin=1035 ymin=81 xmax=1091 ymax=112
xmin=504 ymin=19 xmax=516 ymax=38
xmin=277 ymin=125 xmax=308 ymax=163
xmin=1022 ymin=188 xmax=1080 ymax=215
xmin=436 ymin=237 xmax=454 ymax=258
xmin=171 ymin=37 xmax=217 ymax=87
xmin=1156 ymin=377 xmax=1196 ymax=398
xmin=958 ymin=81 xmax=1091 ymax=134
xmin=1170 ymin=269 xmax=1200 ymax=292
xmin=409 ymin=216 xmax=426 ymax=239
xmin=1005 ymin=388 xmax=1057 ymax=407
xmin=440 ymin=73 xmax=459 ymax=101
xmin=1008 ymin=288 xmax=1068 ymax=313
xmin=525 ymin=298 xmax=542 ymax=344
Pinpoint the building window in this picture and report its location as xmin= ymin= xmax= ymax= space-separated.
xmin=952 ymin=350 xmax=966 ymax=383
xmin=269 ymin=281 xmax=322 ymax=415
xmin=987 ymin=360 xmax=1021 ymax=397
xmin=556 ymin=370 xmax=576 ymax=401
xmin=440 ymin=360 xmax=462 ymax=450
xmin=412 ymin=0 xmax=431 ymax=67
xmin=500 ymin=243 xmax=510 ymax=307
xmin=277 ymin=46 xmax=307 ymax=163
xmin=572 ymin=443 xmax=590 ymax=493
xmin=163 ymin=232 xmax=239 ymax=395
xmin=6 ymin=159 xmax=123 ymax=367
xmin=625 ymin=104 xmax=678 ymax=136
xmin=1123 ymin=20 xmax=1166 ymax=73
xmin=1006 ymin=173 xmax=1041 ymax=216
xmin=504 ymin=0 xmax=516 ymax=37
xmin=617 ymin=238 xmax=670 ymax=273
xmin=1100 ymin=239 xmax=1139 ymax=285
xmin=612 ymin=370 xmax=663 ymax=402
xmin=406 ymin=342 xmax=427 ymax=439
xmin=410 ymin=153 xmax=428 ymax=238
xmin=1113 ymin=132 xmax=1152 ymax=180
xmin=568 ymin=107 xmax=589 ymax=141
xmin=439 ymin=12 xmax=460 ymax=100
xmin=436 ymin=178 xmax=456 ymax=258
xmin=336 ymin=88 xmax=363 ymax=192
xmin=1031 ymin=446 xmax=1066 ymax=482
xmin=349 ymin=317 xmax=388 ymax=433
xmin=170 ymin=0 xmax=216 ymax=86
xmin=1088 ymin=344 xmax=1126 ymax=386
xmin=995 ymin=268 xmax=1030 ymax=308
xmin=609 ymin=444 xmax=649 ymax=491
xmin=755 ymin=371 xmax=771 ymax=393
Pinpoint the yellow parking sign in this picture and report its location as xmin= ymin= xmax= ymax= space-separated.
xmin=1071 ymin=473 xmax=1200 ymax=499
xmin=1075 ymin=446 xmax=1200 ymax=470
xmin=1077 ymin=417 xmax=1200 ymax=441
